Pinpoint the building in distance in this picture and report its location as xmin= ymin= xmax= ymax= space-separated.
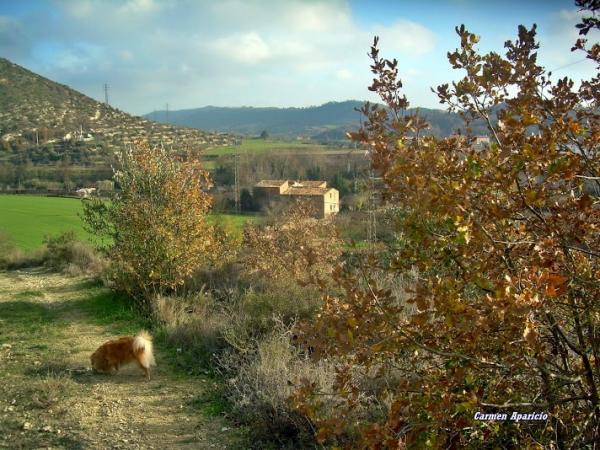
xmin=254 ymin=180 xmax=339 ymax=218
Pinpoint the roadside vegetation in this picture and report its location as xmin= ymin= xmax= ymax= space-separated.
xmin=0 ymin=231 xmax=103 ymax=274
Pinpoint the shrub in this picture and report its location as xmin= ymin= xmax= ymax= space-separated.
xmin=62 ymin=241 xmax=107 ymax=276
xmin=0 ymin=247 xmax=46 ymax=270
xmin=0 ymin=231 xmax=104 ymax=275
xmin=153 ymin=293 xmax=228 ymax=371
xmin=43 ymin=231 xmax=77 ymax=271
xmin=82 ymin=141 xmax=226 ymax=305
xmin=0 ymin=231 xmax=44 ymax=270
xmin=242 ymin=203 xmax=342 ymax=288
xmin=42 ymin=231 xmax=106 ymax=275
xmin=154 ymin=273 xmax=329 ymax=447
xmin=219 ymin=322 xmax=336 ymax=448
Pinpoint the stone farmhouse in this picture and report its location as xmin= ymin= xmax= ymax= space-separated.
xmin=253 ymin=180 xmax=339 ymax=218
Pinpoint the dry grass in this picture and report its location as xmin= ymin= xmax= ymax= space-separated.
xmin=153 ymin=293 xmax=229 ymax=370
xmin=60 ymin=241 xmax=107 ymax=276
xmin=0 ymin=231 xmax=107 ymax=277
xmin=219 ymin=322 xmax=336 ymax=447
xmin=0 ymin=247 xmax=47 ymax=270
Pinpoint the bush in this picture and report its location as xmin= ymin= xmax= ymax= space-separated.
xmin=0 ymin=230 xmax=105 ymax=275
xmin=0 ymin=231 xmax=45 ymax=270
xmin=62 ymin=241 xmax=107 ymax=276
xmin=219 ymin=323 xmax=335 ymax=448
xmin=0 ymin=247 xmax=46 ymax=270
xmin=242 ymin=203 xmax=342 ymax=288
xmin=153 ymin=293 xmax=228 ymax=371
xmin=43 ymin=231 xmax=77 ymax=271
xmin=82 ymin=141 xmax=224 ymax=305
xmin=153 ymin=276 xmax=329 ymax=447
xmin=185 ymin=261 xmax=243 ymax=301
xmin=227 ymin=282 xmax=320 ymax=341
xmin=43 ymin=231 xmax=106 ymax=275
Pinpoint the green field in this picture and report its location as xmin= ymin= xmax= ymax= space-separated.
xmin=0 ymin=195 xmax=89 ymax=250
xmin=202 ymin=138 xmax=333 ymax=156
xmin=0 ymin=194 xmax=262 ymax=250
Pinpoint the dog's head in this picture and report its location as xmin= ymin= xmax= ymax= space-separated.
xmin=90 ymin=347 xmax=107 ymax=372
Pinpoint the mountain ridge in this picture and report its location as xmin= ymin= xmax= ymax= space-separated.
xmin=145 ymin=100 xmax=490 ymax=139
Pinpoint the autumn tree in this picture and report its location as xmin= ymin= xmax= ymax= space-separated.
xmin=297 ymin=4 xmax=600 ymax=449
xmin=82 ymin=140 xmax=226 ymax=304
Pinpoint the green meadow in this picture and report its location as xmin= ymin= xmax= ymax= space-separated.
xmin=202 ymin=138 xmax=332 ymax=156
xmin=0 ymin=194 xmax=262 ymax=250
xmin=0 ymin=195 xmax=89 ymax=250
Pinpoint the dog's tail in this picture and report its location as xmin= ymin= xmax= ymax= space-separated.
xmin=133 ymin=330 xmax=156 ymax=368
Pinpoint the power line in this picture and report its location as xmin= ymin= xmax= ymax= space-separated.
xmin=549 ymin=58 xmax=589 ymax=73
xmin=367 ymin=167 xmax=377 ymax=248
xmin=234 ymin=153 xmax=240 ymax=213
xmin=103 ymin=83 xmax=109 ymax=105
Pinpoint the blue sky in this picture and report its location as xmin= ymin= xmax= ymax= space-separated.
xmin=0 ymin=0 xmax=596 ymax=115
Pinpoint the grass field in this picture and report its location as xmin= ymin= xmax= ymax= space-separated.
xmin=202 ymin=138 xmax=333 ymax=156
xmin=0 ymin=194 xmax=262 ymax=250
xmin=0 ymin=195 xmax=89 ymax=250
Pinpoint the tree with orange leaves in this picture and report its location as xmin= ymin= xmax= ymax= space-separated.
xmin=83 ymin=141 xmax=225 ymax=304
xmin=297 ymin=3 xmax=600 ymax=448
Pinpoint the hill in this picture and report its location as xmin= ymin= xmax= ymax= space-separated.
xmin=145 ymin=100 xmax=489 ymax=140
xmin=0 ymin=58 xmax=235 ymax=162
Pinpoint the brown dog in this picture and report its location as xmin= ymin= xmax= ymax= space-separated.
xmin=90 ymin=331 xmax=156 ymax=380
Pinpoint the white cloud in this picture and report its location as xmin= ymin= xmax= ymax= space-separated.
xmin=375 ymin=20 xmax=436 ymax=55
xmin=59 ymin=0 xmax=94 ymax=18
xmin=284 ymin=1 xmax=353 ymax=32
xmin=538 ymin=7 xmax=598 ymax=79
xmin=336 ymin=69 xmax=353 ymax=80
xmin=118 ymin=50 xmax=133 ymax=61
xmin=118 ymin=0 xmax=160 ymax=15
xmin=558 ymin=8 xmax=585 ymax=22
xmin=212 ymin=32 xmax=271 ymax=64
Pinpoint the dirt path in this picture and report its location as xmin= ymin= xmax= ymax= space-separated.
xmin=0 ymin=269 xmax=246 ymax=450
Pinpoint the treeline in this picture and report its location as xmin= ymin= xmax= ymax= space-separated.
xmin=0 ymin=159 xmax=113 ymax=193
xmin=0 ymin=135 xmax=116 ymax=191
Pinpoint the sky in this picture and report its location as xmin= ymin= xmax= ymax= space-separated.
xmin=0 ymin=0 xmax=597 ymax=115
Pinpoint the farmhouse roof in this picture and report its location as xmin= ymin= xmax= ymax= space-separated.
xmin=254 ymin=179 xmax=334 ymax=196
xmin=290 ymin=180 xmax=327 ymax=188
xmin=282 ymin=186 xmax=335 ymax=196
xmin=255 ymin=180 xmax=287 ymax=188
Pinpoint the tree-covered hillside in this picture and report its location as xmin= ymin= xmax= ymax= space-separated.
xmin=0 ymin=58 xmax=235 ymax=190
